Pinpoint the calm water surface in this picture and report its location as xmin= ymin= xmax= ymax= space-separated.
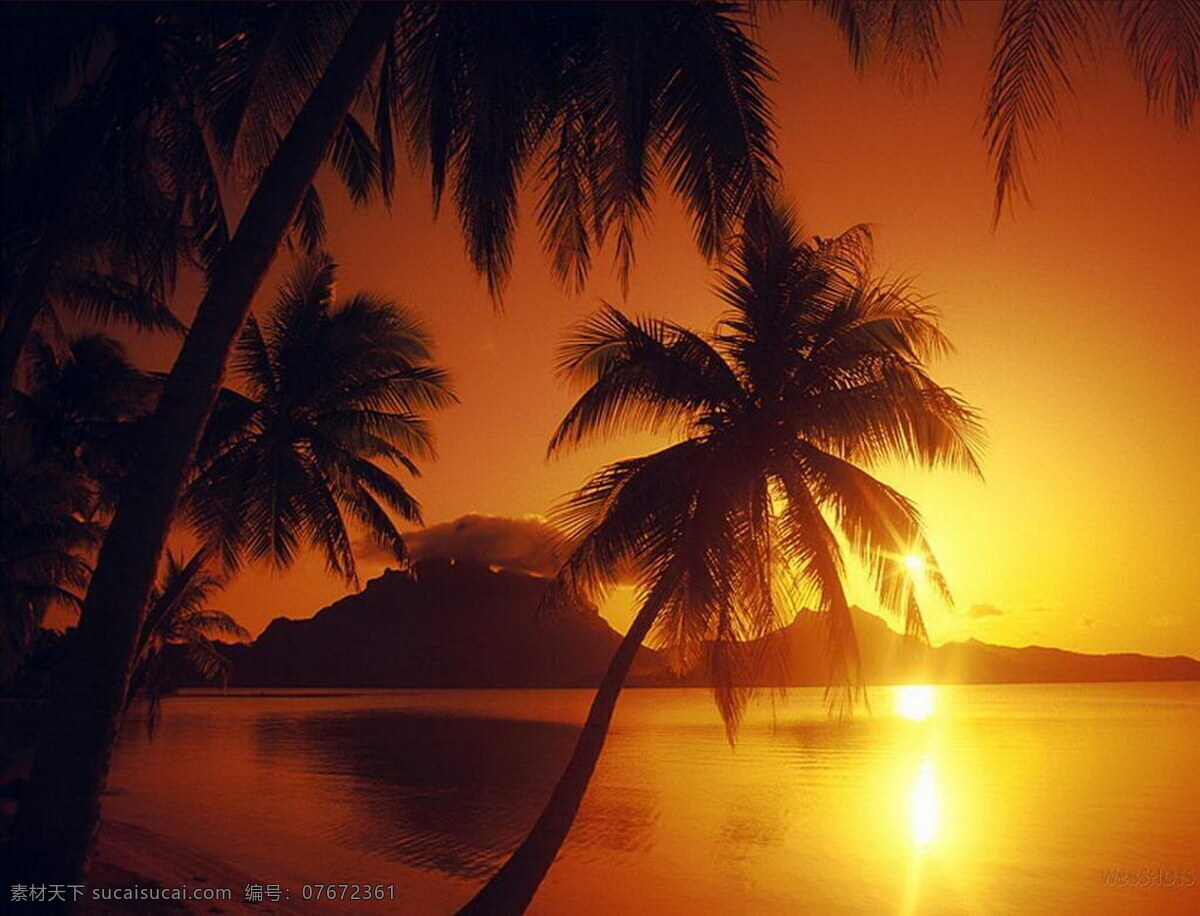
xmin=106 ymin=684 xmax=1200 ymax=914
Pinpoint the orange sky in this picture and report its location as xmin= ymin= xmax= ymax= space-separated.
xmin=124 ymin=3 xmax=1199 ymax=657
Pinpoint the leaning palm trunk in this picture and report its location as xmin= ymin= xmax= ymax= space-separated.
xmin=7 ymin=2 xmax=400 ymax=889
xmin=458 ymin=596 xmax=663 ymax=915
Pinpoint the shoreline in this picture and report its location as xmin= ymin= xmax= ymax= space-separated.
xmin=85 ymin=821 xmax=343 ymax=915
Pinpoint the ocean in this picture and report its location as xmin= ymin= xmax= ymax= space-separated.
xmin=105 ymin=684 xmax=1200 ymax=914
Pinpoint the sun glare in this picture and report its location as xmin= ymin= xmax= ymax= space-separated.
xmin=903 ymin=553 xmax=925 ymax=575
xmin=894 ymin=685 xmax=936 ymax=721
xmin=910 ymin=759 xmax=941 ymax=848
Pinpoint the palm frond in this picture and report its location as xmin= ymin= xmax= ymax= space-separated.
xmin=1116 ymin=0 xmax=1200 ymax=128
xmin=657 ymin=1 xmax=778 ymax=261
xmin=548 ymin=306 xmax=742 ymax=455
xmin=55 ymin=271 xmax=185 ymax=335
xmin=329 ymin=112 xmax=382 ymax=205
xmin=984 ymin=0 xmax=1095 ymax=222
xmin=775 ymin=467 xmax=864 ymax=712
xmin=292 ymin=184 xmax=327 ymax=254
xmin=800 ymin=442 xmax=950 ymax=625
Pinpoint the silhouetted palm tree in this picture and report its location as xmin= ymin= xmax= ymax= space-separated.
xmin=7 ymin=8 xmax=404 ymax=882
xmin=0 ymin=335 xmax=157 ymax=682
xmin=183 ymin=253 xmax=453 ymax=582
xmin=0 ymin=434 xmax=99 ymax=683
xmin=13 ymin=3 xmax=787 ymax=883
xmin=0 ymin=3 xmax=391 ymax=403
xmin=125 ymin=549 xmax=247 ymax=737
xmin=14 ymin=335 xmax=156 ymax=513
xmin=0 ymin=4 xmax=219 ymax=402
xmin=460 ymin=200 xmax=984 ymax=913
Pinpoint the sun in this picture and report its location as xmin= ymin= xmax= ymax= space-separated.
xmin=903 ymin=553 xmax=925 ymax=575
xmin=894 ymin=684 xmax=936 ymax=721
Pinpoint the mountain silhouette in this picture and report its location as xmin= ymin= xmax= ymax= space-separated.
xmin=699 ymin=606 xmax=1200 ymax=685
xmin=200 ymin=562 xmax=1199 ymax=688
xmin=221 ymin=559 xmax=666 ymax=687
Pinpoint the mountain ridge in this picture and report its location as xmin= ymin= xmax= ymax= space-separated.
xmin=202 ymin=560 xmax=1200 ymax=688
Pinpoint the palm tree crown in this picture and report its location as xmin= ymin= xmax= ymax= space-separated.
xmin=183 ymin=253 xmax=455 ymax=584
xmin=125 ymin=548 xmax=248 ymax=735
xmin=0 ymin=432 xmax=100 ymax=681
xmin=15 ymin=334 xmax=156 ymax=512
xmin=398 ymin=0 xmax=777 ymax=294
xmin=548 ymin=201 xmax=984 ymax=732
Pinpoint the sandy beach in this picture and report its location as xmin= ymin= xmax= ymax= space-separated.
xmin=85 ymin=821 xmax=342 ymax=915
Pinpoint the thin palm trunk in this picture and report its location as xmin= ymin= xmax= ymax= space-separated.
xmin=458 ymin=594 xmax=664 ymax=915
xmin=7 ymin=2 xmax=400 ymax=890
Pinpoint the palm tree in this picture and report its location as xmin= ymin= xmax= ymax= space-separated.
xmin=124 ymin=549 xmax=248 ymax=737
xmin=0 ymin=3 xmax=220 ymax=403
xmin=14 ymin=334 xmax=157 ymax=513
xmin=1 ymin=335 xmax=153 ymax=682
xmin=0 ymin=2 xmax=393 ymax=404
xmin=460 ymin=200 xmax=984 ymax=913
xmin=11 ymin=1 xmax=789 ymax=884
xmin=183 ymin=253 xmax=454 ymax=582
xmin=0 ymin=432 xmax=99 ymax=683
xmin=7 ymin=7 xmax=400 ymax=884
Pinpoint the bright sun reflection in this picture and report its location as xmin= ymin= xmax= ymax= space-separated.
xmin=910 ymin=759 xmax=941 ymax=848
xmin=894 ymin=684 xmax=936 ymax=721
xmin=903 ymin=553 xmax=925 ymax=574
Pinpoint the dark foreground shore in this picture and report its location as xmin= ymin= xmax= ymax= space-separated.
xmin=83 ymin=821 xmax=338 ymax=915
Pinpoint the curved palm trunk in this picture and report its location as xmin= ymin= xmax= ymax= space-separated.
xmin=457 ymin=595 xmax=664 ymax=915
xmin=6 ymin=3 xmax=400 ymax=891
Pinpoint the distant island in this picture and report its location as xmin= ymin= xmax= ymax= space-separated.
xmin=184 ymin=559 xmax=1200 ymax=688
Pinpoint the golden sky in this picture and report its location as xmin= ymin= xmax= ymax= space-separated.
xmin=130 ymin=3 xmax=1198 ymax=657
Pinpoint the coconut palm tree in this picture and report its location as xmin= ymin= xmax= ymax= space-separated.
xmin=0 ymin=3 xmax=221 ymax=403
xmin=124 ymin=549 xmax=247 ymax=737
xmin=182 ymin=252 xmax=454 ymax=582
xmin=0 ymin=2 xmax=393 ymax=404
xmin=10 ymin=2 xmax=788 ymax=883
xmin=14 ymin=334 xmax=157 ymax=514
xmin=6 ymin=8 xmax=404 ymax=883
xmin=0 ymin=433 xmax=100 ymax=684
xmin=460 ymin=200 xmax=984 ymax=913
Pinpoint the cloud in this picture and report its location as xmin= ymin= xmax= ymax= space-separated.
xmin=965 ymin=601 xmax=1053 ymax=619
xmin=968 ymin=603 xmax=1005 ymax=618
xmin=401 ymin=514 xmax=568 ymax=577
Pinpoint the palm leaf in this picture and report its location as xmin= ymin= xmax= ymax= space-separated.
xmin=1116 ymin=0 xmax=1200 ymax=127
xmin=984 ymin=0 xmax=1095 ymax=222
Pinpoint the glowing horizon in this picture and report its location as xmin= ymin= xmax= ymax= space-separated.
xmin=94 ymin=3 xmax=1198 ymax=660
